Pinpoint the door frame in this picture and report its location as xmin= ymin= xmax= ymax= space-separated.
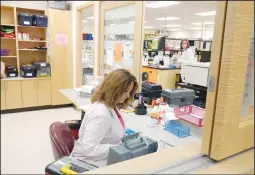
xmin=76 ymin=2 xmax=99 ymax=87
xmin=206 ymin=1 xmax=254 ymax=161
xmin=99 ymin=1 xmax=145 ymax=88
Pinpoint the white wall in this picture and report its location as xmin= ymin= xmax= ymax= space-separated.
xmin=168 ymin=29 xmax=214 ymax=40
xmin=1 ymin=1 xmax=48 ymax=9
xmin=144 ymin=29 xmax=158 ymax=35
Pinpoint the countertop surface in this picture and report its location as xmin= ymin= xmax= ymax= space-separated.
xmin=143 ymin=65 xmax=181 ymax=70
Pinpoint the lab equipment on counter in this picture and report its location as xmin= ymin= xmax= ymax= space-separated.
xmin=21 ymin=64 xmax=36 ymax=78
xmin=165 ymin=120 xmax=191 ymax=138
xmin=174 ymin=105 xmax=205 ymax=127
xmin=33 ymin=62 xmax=51 ymax=77
xmin=134 ymin=93 xmax=147 ymax=115
xmin=78 ymin=84 xmax=97 ymax=96
xmin=6 ymin=65 xmax=18 ymax=77
xmin=142 ymin=82 xmax=162 ymax=105
xmin=180 ymin=62 xmax=210 ymax=87
xmin=32 ymin=15 xmax=48 ymax=27
xmin=45 ymin=156 xmax=97 ymax=175
xmin=18 ymin=13 xmax=32 ymax=26
xmin=107 ymin=133 xmax=158 ymax=165
xmin=161 ymin=88 xmax=195 ymax=107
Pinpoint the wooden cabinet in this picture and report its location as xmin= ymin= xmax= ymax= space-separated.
xmin=1 ymin=81 xmax=6 ymax=110
xmin=21 ymin=80 xmax=37 ymax=108
xmin=37 ymin=79 xmax=51 ymax=106
xmin=142 ymin=67 xmax=180 ymax=89
xmin=5 ymin=81 xmax=22 ymax=109
xmin=48 ymin=9 xmax=73 ymax=105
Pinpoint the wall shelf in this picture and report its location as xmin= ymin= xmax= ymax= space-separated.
xmin=1 ymin=24 xmax=15 ymax=27
xmin=18 ymin=40 xmax=47 ymax=43
xmin=1 ymin=37 xmax=16 ymax=40
xmin=19 ymin=49 xmax=47 ymax=51
xmin=1 ymin=56 xmax=17 ymax=58
xmin=17 ymin=25 xmax=47 ymax=29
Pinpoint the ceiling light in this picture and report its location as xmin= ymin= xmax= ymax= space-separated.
xmin=160 ymin=24 xmax=180 ymax=27
xmin=168 ymin=29 xmax=180 ymax=31
xmin=110 ymin=24 xmax=115 ymax=26
xmin=195 ymin=11 xmax=216 ymax=16
xmin=87 ymin=16 xmax=94 ymax=19
xmin=189 ymin=28 xmax=202 ymax=30
xmin=192 ymin=22 xmax=214 ymax=25
xmin=144 ymin=26 xmax=155 ymax=29
xmin=129 ymin=21 xmax=135 ymax=24
xmin=156 ymin=17 xmax=180 ymax=21
xmin=146 ymin=1 xmax=180 ymax=8
xmin=82 ymin=20 xmax=88 ymax=23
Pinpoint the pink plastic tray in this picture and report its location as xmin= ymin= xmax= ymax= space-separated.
xmin=174 ymin=105 xmax=205 ymax=127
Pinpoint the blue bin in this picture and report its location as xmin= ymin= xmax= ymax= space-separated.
xmin=165 ymin=120 xmax=190 ymax=138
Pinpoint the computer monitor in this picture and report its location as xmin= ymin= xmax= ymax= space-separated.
xmin=200 ymin=51 xmax=211 ymax=62
xmin=157 ymin=36 xmax=166 ymax=51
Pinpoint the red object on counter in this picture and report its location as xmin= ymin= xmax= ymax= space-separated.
xmin=174 ymin=105 xmax=205 ymax=127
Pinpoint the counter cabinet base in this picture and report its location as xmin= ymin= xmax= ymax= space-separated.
xmin=0 ymin=104 xmax=74 ymax=114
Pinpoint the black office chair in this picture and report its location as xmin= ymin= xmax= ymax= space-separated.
xmin=142 ymin=72 xmax=148 ymax=82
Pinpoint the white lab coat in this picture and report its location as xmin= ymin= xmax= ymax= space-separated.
xmin=71 ymin=102 xmax=125 ymax=167
xmin=178 ymin=48 xmax=196 ymax=64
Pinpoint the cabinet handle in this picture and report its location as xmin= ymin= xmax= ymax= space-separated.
xmin=5 ymin=82 xmax=7 ymax=91
xmin=34 ymin=81 xmax=37 ymax=89
xmin=37 ymin=81 xmax=40 ymax=89
xmin=149 ymin=71 xmax=152 ymax=73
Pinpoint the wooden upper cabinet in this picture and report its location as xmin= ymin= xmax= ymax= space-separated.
xmin=1 ymin=81 xmax=6 ymax=110
xmin=37 ymin=79 xmax=52 ymax=106
xmin=5 ymin=81 xmax=22 ymax=109
xmin=21 ymin=80 xmax=38 ymax=108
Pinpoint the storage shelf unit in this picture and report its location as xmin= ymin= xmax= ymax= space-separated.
xmin=1 ymin=5 xmax=53 ymax=111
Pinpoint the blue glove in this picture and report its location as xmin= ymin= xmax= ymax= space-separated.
xmin=125 ymin=128 xmax=136 ymax=135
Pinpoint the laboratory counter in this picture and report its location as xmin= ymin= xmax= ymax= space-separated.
xmin=142 ymin=65 xmax=181 ymax=70
xmin=57 ymin=89 xmax=253 ymax=174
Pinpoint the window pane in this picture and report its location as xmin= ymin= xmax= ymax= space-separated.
xmin=103 ymin=4 xmax=135 ymax=75
xmin=241 ymin=36 xmax=254 ymax=117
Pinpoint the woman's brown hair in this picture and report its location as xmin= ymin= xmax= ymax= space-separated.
xmin=180 ymin=39 xmax=190 ymax=51
xmin=91 ymin=69 xmax=138 ymax=109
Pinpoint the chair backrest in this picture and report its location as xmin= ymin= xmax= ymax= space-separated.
xmin=49 ymin=122 xmax=74 ymax=157
xmin=142 ymin=72 xmax=149 ymax=81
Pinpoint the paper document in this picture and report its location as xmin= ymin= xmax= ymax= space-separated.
xmin=106 ymin=47 xmax=114 ymax=66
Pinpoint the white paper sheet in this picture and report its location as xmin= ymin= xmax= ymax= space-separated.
xmin=106 ymin=47 xmax=114 ymax=66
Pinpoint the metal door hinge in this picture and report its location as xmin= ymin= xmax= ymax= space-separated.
xmin=208 ymin=76 xmax=215 ymax=92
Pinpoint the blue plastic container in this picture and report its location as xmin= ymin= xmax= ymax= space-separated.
xmin=165 ymin=120 xmax=191 ymax=138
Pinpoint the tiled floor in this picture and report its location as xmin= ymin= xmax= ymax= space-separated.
xmin=1 ymin=107 xmax=80 ymax=174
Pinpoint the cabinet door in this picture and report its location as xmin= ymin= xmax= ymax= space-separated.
xmin=5 ymin=81 xmax=22 ymax=109
xmin=21 ymin=80 xmax=38 ymax=108
xmin=1 ymin=81 xmax=6 ymax=110
xmin=48 ymin=9 xmax=72 ymax=105
xmin=148 ymin=68 xmax=157 ymax=83
xmin=37 ymin=79 xmax=52 ymax=106
xmin=157 ymin=70 xmax=180 ymax=89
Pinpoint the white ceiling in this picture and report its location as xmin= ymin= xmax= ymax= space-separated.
xmin=81 ymin=1 xmax=217 ymax=31
xmin=144 ymin=1 xmax=217 ymax=31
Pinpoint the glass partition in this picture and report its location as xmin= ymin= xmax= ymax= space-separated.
xmin=103 ymin=4 xmax=136 ymax=75
xmin=241 ymin=36 xmax=254 ymax=117
xmin=81 ymin=6 xmax=94 ymax=84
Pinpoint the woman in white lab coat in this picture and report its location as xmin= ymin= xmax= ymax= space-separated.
xmin=177 ymin=39 xmax=196 ymax=64
xmin=71 ymin=69 xmax=138 ymax=167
